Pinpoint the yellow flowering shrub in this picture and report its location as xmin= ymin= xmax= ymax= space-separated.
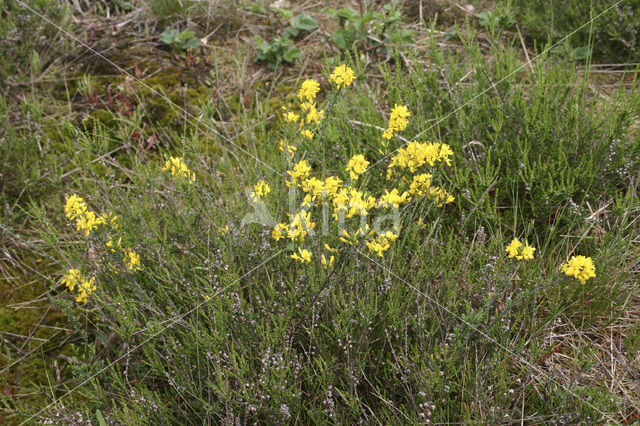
xmin=366 ymin=231 xmax=399 ymax=257
xmin=300 ymin=129 xmax=314 ymax=140
xmin=332 ymin=186 xmax=376 ymax=219
xmin=408 ymin=173 xmax=432 ymax=196
xmin=339 ymin=227 xmax=372 ymax=246
xmin=65 ymin=194 xmax=118 ymax=237
xmin=64 ymin=194 xmax=88 ymax=221
xmin=320 ymin=253 xmax=335 ymax=268
xmin=254 ymin=180 xmax=271 ymax=197
xmin=272 ymin=210 xmax=316 ymax=243
xmin=427 ymin=186 xmax=455 ymax=208
xmin=269 ymin=67 xmax=457 ymax=266
xmin=284 ymin=111 xmax=300 ymax=123
xmin=281 ymin=78 xmax=324 ymax=143
xmin=387 ymin=141 xmax=454 ymax=177
xmin=378 ymin=188 xmax=411 ymax=209
xmin=301 ymin=101 xmax=325 ymax=125
xmin=62 ymin=193 xmax=143 ymax=305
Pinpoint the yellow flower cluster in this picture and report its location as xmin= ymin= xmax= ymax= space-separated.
xmin=282 ymin=78 xmax=325 ymax=141
xmin=300 ymin=175 xmax=343 ymax=207
xmin=301 ymin=129 xmax=314 ymax=140
xmin=346 ymin=154 xmax=370 ymax=180
xmin=65 ymin=195 xmax=118 ymax=237
xmin=64 ymin=194 xmax=87 ymax=220
xmin=254 ymin=180 xmax=271 ymax=197
xmin=366 ymin=231 xmax=399 ymax=257
xmin=504 ymin=240 xmax=596 ymax=284
xmin=388 ymin=141 xmax=454 ymax=176
xmin=272 ymin=210 xmax=316 ymax=243
xmin=104 ymin=239 xmax=142 ymax=273
xmin=560 ymin=255 xmax=596 ymax=284
xmin=320 ymin=254 xmax=334 ymax=268
xmin=382 ymin=104 xmax=411 ymax=140
xmin=329 ymin=64 xmax=356 ymax=89
xmin=503 ymin=238 xmax=597 ymax=284
xmin=298 ymin=79 xmax=320 ymax=102
xmin=332 ymin=186 xmax=377 ymax=219
xmin=61 ymin=269 xmax=97 ymax=304
xmin=320 ymin=252 xmax=335 ymax=268
xmin=301 ymin=101 xmax=324 ymax=125
xmin=278 ymin=139 xmax=297 ymax=160
xmin=105 ymin=235 xmax=121 ymax=252
xmin=427 ymin=186 xmax=455 ymax=208
xmin=284 ymin=111 xmax=299 ymax=123
xmin=505 ymin=238 xmax=536 ymax=260
xmin=163 ymin=156 xmax=195 ymax=183
xmin=63 ymin=193 xmax=143 ymax=302
xmin=286 ymin=160 xmax=312 ymax=187
xmin=408 ymin=173 xmax=432 ymax=196
xmin=382 ymin=141 xmax=455 ymax=207
xmin=291 ymin=248 xmax=312 ymax=264
xmin=377 ymin=188 xmax=411 ymax=209
xmin=339 ymin=226 xmax=373 ymax=246
xmin=122 ymin=248 xmax=142 ymax=272
xmin=251 ymin=180 xmax=271 ymax=202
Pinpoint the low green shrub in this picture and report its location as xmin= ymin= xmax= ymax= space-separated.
xmin=24 ymin=37 xmax=638 ymax=422
xmin=515 ymin=0 xmax=640 ymax=62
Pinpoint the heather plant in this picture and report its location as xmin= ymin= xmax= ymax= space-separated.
xmin=516 ymin=0 xmax=640 ymax=62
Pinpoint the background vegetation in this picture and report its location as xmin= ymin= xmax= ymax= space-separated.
xmin=1 ymin=0 xmax=639 ymax=423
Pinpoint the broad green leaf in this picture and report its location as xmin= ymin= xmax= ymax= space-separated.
xmin=176 ymin=30 xmax=196 ymax=43
xmin=182 ymin=38 xmax=201 ymax=50
xmin=115 ymin=1 xmax=132 ymax=11
xmin=282 ymin=26 xmax=299 ymax=39
xmin=96 ymin=410 xmax=107 ymax=426
xmin=159 ymin=27 xmax=178 ymax=45
xmin=282 ymin=47 xmax=301 ymax=62
xmin=330 ymin=8 xmax=359 ymax=21
xmin=572 ymin=46 xmax=592 ymax=60
xmin=291 ymin=13 xmax=318 ymax=31
xmin=274 ymin=8 xmax=293 ymax=19
xmin=249 ymin=2 xmax=269 ymax=14
xmin=332 ymin=29 xmax=355 ymax=50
